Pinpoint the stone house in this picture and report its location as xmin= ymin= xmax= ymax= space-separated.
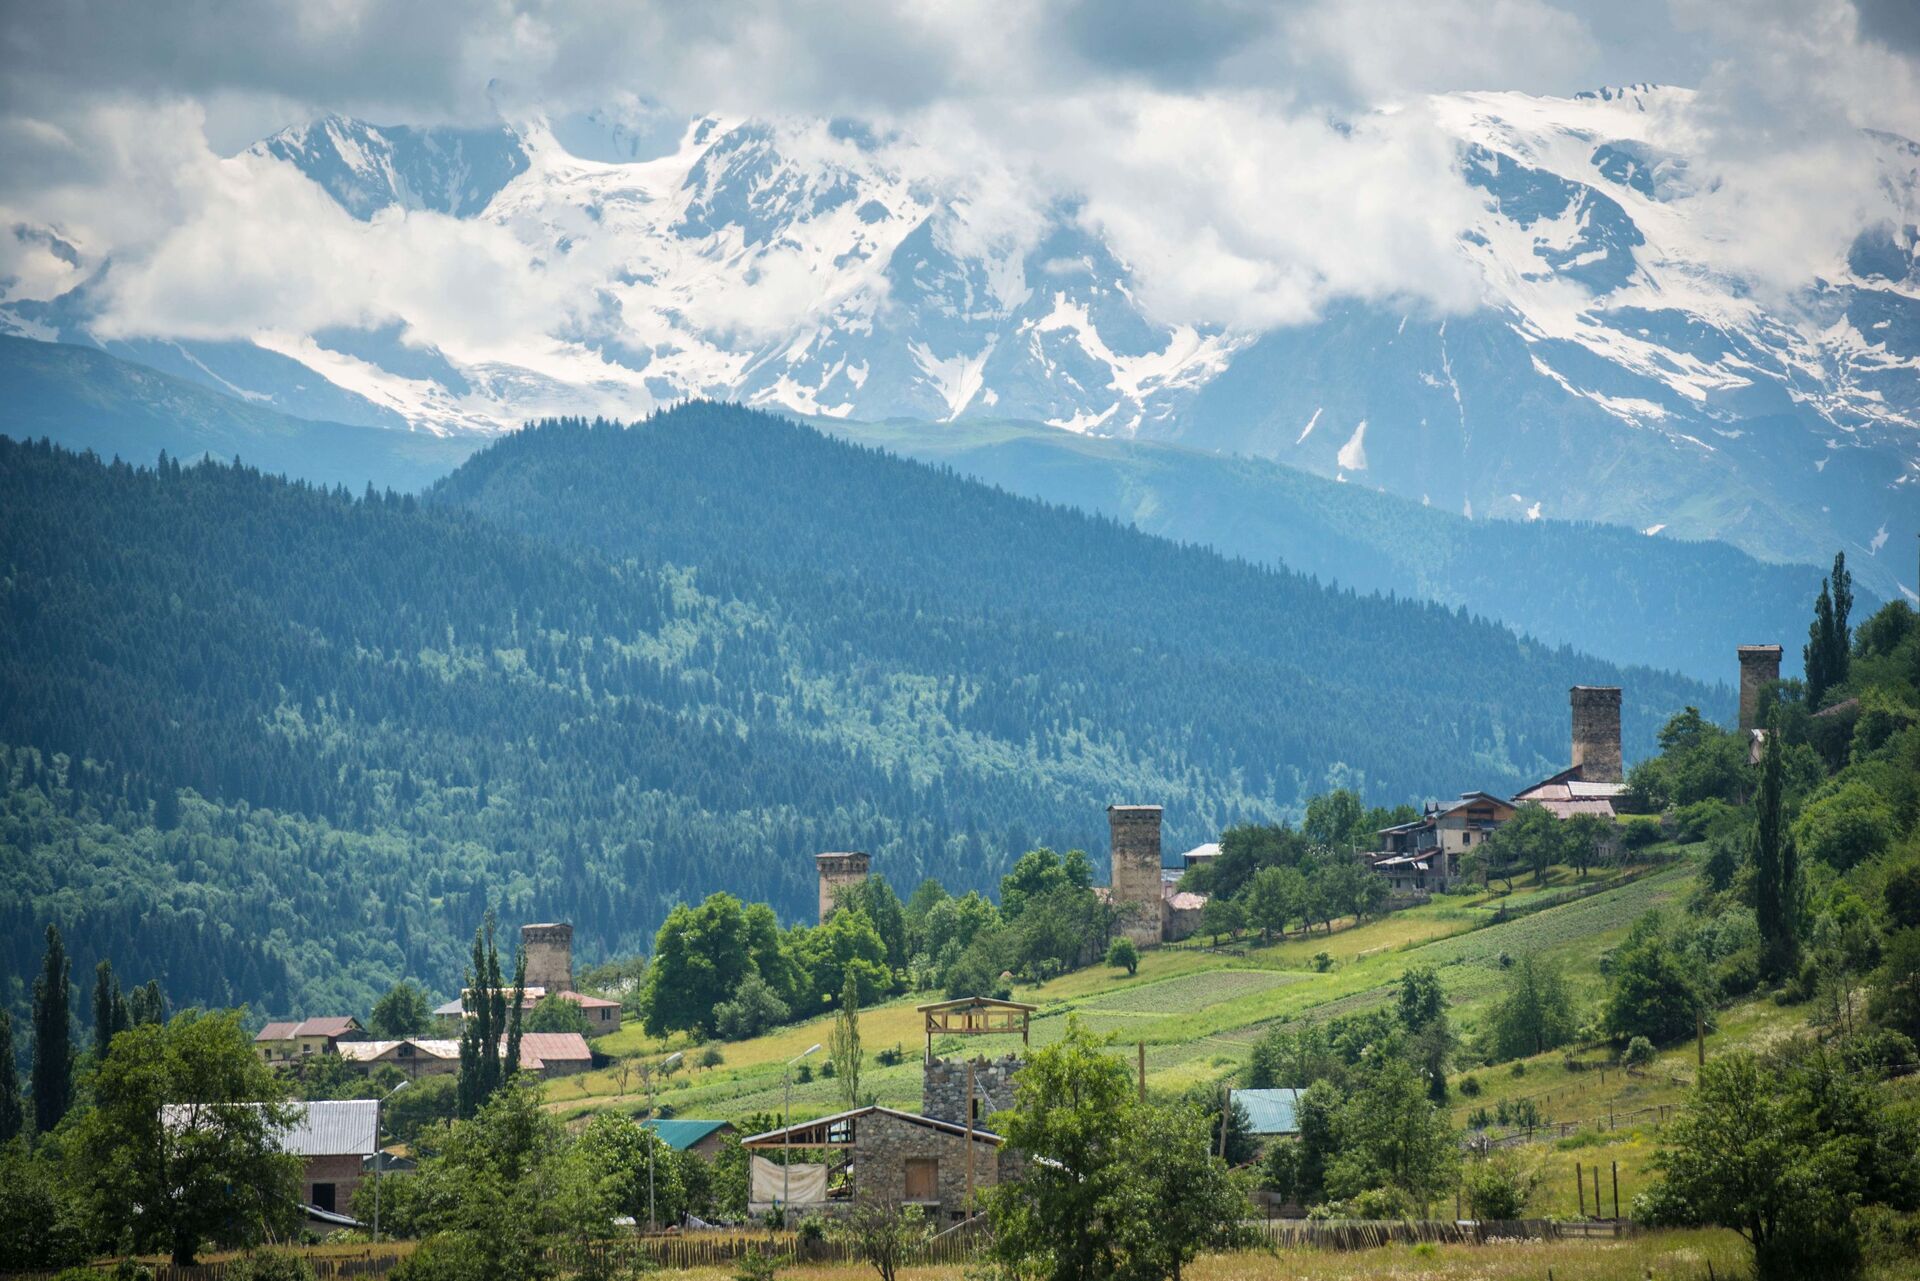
xmin=742 ymin=1105 xmax=1012 ymax=1221
xmin=254 ymin=1016 xmax=367 ymax=1066
xmin=1369 ymin=791 xmax=1516 ymax=892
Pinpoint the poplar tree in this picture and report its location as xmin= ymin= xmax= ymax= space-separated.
xmin=829 ymin=974 xmax=863 ymax=1111
xmin=1803 ymin=552 xmax=1854 ymax=708
xmin=92 ymin=959 xmax=129 ymax=1060
xmin=30 ymin=925 xmax=72 ymax=1133
xmin=1753 ymin=709 xmax=1800 ymax=980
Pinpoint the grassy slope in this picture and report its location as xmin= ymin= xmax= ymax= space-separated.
xmin=544 ymin=846 xmax=1853 ymax=1223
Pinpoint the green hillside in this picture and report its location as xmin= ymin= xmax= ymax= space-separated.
xmin=0 ymin=406 xmax=1716 ymax=1031
xmin=813 ymin=414 xmax=1832 ymax=684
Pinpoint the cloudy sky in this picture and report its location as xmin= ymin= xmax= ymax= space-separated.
xmin=2 ymin=0 xmax=1916 ymax=341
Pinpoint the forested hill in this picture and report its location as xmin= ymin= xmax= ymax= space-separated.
xmin=1 ymin=409 xmax=1717 ymax=1028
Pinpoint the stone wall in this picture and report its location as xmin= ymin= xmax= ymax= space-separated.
xmin=854 ymin=1111 xmax=1005 ymax=1219
xmin=1569 ymin=686 xmax=1622 ymax=784
xmin=302 ymin=1153 xmax=365 ymax=1214
xmin=521 ymin=922 xmax=574 ymax=992
xmin=922 ymin=1054 xmax=1024 ymax=1125
xmin=1737 ymin=645 xmax=1783 ymax=731
xmin=815 ymin=852 xmax=871 ymax=923
xmin=1108 ymin=805 xmax=1164 ymax=946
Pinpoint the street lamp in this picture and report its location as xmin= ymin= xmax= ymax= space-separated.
xmin=373 ymin=1079 xmax=408 ymax=1244
xmin=647 ymin=1051 xmax=683 ymax=1232
xmin=783 ymin=1044 xmax=821 ymax=1216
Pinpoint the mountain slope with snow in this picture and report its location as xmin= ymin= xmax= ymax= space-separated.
xmin=3 ymin=87 xmax=1913 ymax=595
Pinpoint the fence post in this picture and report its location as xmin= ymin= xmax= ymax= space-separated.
xmin=1612 ymin=1161 xmax=1620 ymax=1221
xmin=1577 ymin=1163 xmax=1586 ymax=1218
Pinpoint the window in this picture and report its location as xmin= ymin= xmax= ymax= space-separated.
xmin=904 ymin=1158 xmax=939 ymax=1202
xmin=600 ymin=1008 xmax=611 ymax=1021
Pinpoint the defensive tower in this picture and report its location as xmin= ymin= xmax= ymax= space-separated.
xmin=520 ymin=922 xmax=574 ymax=992
xmin=1569 ymin=686 xmax=1623 ymax=784
xmin=1737 ymin=645 xmax=1783 ymax=732
xmin=1108 ymin=804 xmax=1164 ymax=946
xmin=816 ymin=851 xmax=871 ymax=923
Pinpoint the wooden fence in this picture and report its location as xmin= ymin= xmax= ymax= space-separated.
xmin=1251 ymin=1218 xmax=1635 ymax=1248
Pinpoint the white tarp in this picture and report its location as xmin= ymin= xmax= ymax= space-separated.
xmin=750 ymin=1154 xmax=828 ymax=1206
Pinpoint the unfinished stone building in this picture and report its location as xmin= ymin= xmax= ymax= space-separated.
xmin=816 ymin=851 xmax=871 ymax=923
xmin=1738 ymin=645 xmax=1783 ymax=731
xmin=1569 ymin=686 xmax=1623 ymax=785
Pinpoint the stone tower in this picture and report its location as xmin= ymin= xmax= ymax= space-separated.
xmin=816 ymin=851 xmax=871 ymax=923
xmin=1569 ymin=686 xmax=1623 ymax=784
xmin=1737 ymin=645 xmax=1783 ymax=731
xmin=1108 ymin=804 xmax=1164 ymax=946
xmin=521 ymin=922 xmax=574 ymax=992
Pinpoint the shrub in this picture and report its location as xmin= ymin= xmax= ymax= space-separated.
xmin=1623 ymin=1036 xmax=1656 ymax=1071
xmin=1462 ymin=1151 xmax=1542 ymax=1221
xmin=1458 ymin=1074 xmax=1481 ymax=1098
xmin=392 ymin=1234 xmax=490 ymax=1281
xmin=225 ymin=1252 xmax=318 ymax=1281
xmin=1312 ymin=952 xmax=1332 ymax=972
xmin=875 ymin=1044 xmax=906 ymax=1067
xmin=698 ymin=1046 xmax=725 ymax=1069
xmin=1104 ymin=936 xmax=1140 ymax=976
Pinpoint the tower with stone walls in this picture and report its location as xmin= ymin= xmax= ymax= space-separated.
xmin=1737 ymin=645 xmax=1783 ymax=731
xmin=521 ymin=922 xmax=575 ymax=992
xmin=1569 ymin=686 xmax=1623 ymax=784
xmin=816 ymin=851 xmax=871 ymax=923
xmin=1108 ymin=804 xmax=1164 ymax=946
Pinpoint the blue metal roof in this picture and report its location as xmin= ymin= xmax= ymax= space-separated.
xmin=642 ymin=1118 xmax=734 ymax=1151
xmin=1231 ymin=1088 xmax=1303 ymax=1135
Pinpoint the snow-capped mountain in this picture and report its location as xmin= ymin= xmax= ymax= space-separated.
xmin=4 ymin=87 xmax=1915 ymax=595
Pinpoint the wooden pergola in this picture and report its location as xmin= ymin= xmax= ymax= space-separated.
xmin=915 ymin=995 xmax=1036 ymax=1063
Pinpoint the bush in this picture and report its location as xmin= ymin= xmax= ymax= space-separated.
xmin=1312 ymin=952 xmax=1332 ymax=972
xmin=1458 ymin=1075 xmax=1481 ymax=1098
xmin=392 ymin=1234 xmax=490 ymax=1281
xmin=875 ymin=1044 xmax=906 ymax=1067
xmin=225 ymin=1252 xmax=318 ymax=1281
xmin=1623 ymin=1036 xmax=1656 ymax=1070
xmin=1620 ymin=818 xmax=1663 ymax=850
xmin=1462 ymin=1151 xmax=1542 ymax=1221
xmin=1104 ymin=936 xmax=1140 ymax=976
xmin=698 ymin=1046 xmax=725 ymax=1069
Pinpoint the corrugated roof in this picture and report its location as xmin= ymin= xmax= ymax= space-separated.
xmin=1231 ymin=1088 xmax=1303 ymax=1135
xmin=642 ymin=1119 xmax=735 ymax=1150
xmin=255 ymin=1017 xmax=361 ymax=1042
xmin=432 ymin=987 xmax=618 ymax=1016
xmin=161 ymin=1100 xmax=377 ymax=1157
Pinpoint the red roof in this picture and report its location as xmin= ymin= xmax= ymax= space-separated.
xmin=517 ymin=1032 xmax=592 ymax=1068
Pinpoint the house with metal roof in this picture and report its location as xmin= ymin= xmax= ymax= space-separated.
xmin=1369 ymin=792 xmax=1516 ymax=892
xmin=432 ymin=985 xmax=623 ymax=1036
xmin=254 ymin=1017 xmax=367 ymax=1065
xmin=161 ymin=1099 xmax=378 ymax=1221
xmin=642 ymin=1118 xmax=737 ymax=1158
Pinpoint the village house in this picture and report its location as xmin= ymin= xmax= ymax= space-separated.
xmin=1369 ymin=791 xmax=1517 ymax=893
xmin=336 ymin=1032 xmax=594 ymax=1080
xmin=253 ymin=1016 xmax=367 ymax=1065
xmin=739 ymin=994 xmax=1031 ymax=1221
xmin=431 ymin=985 xmax=623 ymax=1036
xmin=430 ymin=921 xmax=624 ymax=1036
xmin=642 ymin=1118 xmax=738 ymax=1160
xmin=161 ymin=1099 xmax=377 ymax=1225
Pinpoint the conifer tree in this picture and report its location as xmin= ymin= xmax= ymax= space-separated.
xmin=1753 ymin=709 xmax=1800 ymax=980
xmin=503 ymin=944 xmax=526 ymax=1084
xmin=1803 ymin=552 xmax=1854 ymax=709
xmin=0 ymin=1008 xmax=23 ymax=1142
xmin=31 ymin=925 xmax=73 ymax=1133
xmin=92 ymin=959 xmax=129 ymax=1060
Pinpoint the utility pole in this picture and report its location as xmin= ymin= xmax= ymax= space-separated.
xmin=648 ymin=1051 xmax=682 ymax=1231
xmin=783 ymin=1043 xmax=820 ymax=1218
xmin=373 ymin=1079 xmax=408 ymax=1244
